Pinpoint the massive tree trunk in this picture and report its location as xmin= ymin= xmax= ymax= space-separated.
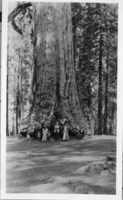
xmin=25 ymin=3 xmax=87 ymax=132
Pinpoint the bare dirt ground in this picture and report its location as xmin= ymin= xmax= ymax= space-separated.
xmin=6 ymin=135 xmax=116 ymax=194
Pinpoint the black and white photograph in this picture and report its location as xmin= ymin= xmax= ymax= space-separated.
xmin=1 ymin=0 xmax=123 ymax=199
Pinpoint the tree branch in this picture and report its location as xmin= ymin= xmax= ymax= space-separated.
xmin=8 ymin=2 xmax=32 ymax=35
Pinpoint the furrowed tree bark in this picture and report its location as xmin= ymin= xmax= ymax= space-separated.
xmin=27 ymin=3 xmax=87 ymax=132
xmin=72 ymin=9 xmax=76 ymax=67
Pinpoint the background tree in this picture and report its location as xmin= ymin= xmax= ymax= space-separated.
xmin=71 ymin=3 xmax=117 ymax=135
xmin=7 ymin=3 xmax=33 ymax=135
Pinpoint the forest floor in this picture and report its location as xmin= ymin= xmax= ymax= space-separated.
xmin=6 ymin=135 xmax=116 ymax=194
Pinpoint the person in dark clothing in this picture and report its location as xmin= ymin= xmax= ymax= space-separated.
xmin=54 ymin=121 xmax=60 ymax=140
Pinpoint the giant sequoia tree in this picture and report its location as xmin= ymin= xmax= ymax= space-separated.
xmin=8 ymin=2 xmax=87 ymax=134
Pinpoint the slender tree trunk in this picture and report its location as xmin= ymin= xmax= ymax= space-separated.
xmin=97 ymin=27 xmax=103 ymax=135
xmin=20 ymin=21 xmax=24 ymax=119
xmin=6 ymin=74 xmax=9 ymax=136
xmin=16 ymin=91 xmax=19 ymax=135
xmin=16 ymin=71 xmax=21 ymax=135
xmin=23 ymin=3 xmax=87 ymax=133
xmin=6 ymin=44 xmax=10 ymax=136
xmin=12 ymin=109 xmax=15 ymax=135
xmin=18 ymin=55 xmax=22 ymax=120
xmin=103 ymin=52 xmax=109 ymax=135
xmin=109 ymin=102 xmax=115 ymax=135
xmin=16 ymin=53 xmax=23 ymax=135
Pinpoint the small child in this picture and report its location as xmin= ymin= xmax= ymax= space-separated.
xmin=27 ymin=133 xmax=30 ymax=140
xmin=27 ymin=132 xmax=31 ymax=143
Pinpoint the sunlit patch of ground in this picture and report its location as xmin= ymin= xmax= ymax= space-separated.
xmin=6 ymin=135 xmax=116 ymax=194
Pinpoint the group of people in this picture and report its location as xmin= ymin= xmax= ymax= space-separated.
xmin=27 ymin=119 xmax=70 ymax=142
xmin=54 ymin=121 xmax=69 ymax=141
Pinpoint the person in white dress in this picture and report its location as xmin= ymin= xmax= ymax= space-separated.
xmin=42 ymin=127 xmax=48 ymax=142
xmin=63 ymin=122 xmax=69 ymax=141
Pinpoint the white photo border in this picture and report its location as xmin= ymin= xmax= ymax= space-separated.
xmin=1 ymin=0 xmax=123 ymax=199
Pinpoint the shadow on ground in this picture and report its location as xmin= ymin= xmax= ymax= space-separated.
xmin=6 ymin=135 xmax=116 ymax=194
